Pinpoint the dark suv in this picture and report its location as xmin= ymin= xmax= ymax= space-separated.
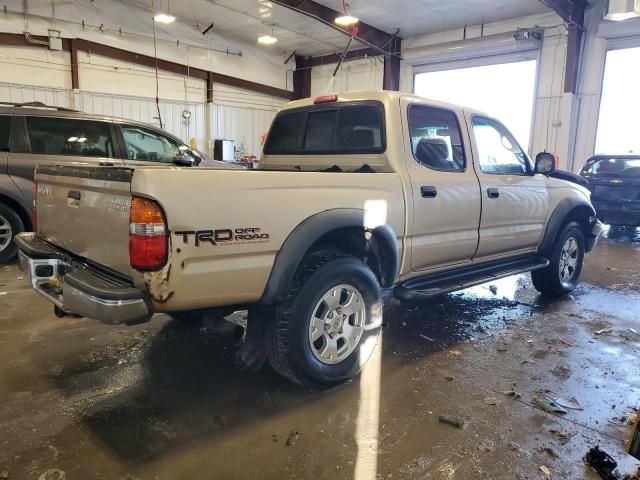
xmin=580 ymin=155 xmax=640 ymax=226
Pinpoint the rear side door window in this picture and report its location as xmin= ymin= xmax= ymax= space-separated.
xmin=408 ymin=105 xmax=465 ymax=172
xmin=121 ymin=125 xmax=182 ymax=163
xmin=472 ymin=117 xmax=529 ymax=175
xmin=0 ymin=116 xmax=10 ymax=152
xmin=24 ymin=117 xmax=115 ymax=157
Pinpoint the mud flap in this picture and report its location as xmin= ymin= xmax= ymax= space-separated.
xmin=241 ymin=306 xmax=277 ymax=371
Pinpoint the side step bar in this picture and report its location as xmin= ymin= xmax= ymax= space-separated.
xmin=395 ymin=255 xmax=549 ymax=301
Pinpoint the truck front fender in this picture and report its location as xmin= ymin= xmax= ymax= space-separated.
xmin=258 ymin=208 xmax=400 ymax=305
xmin=538 ymin=197 xmax=597 ymax=256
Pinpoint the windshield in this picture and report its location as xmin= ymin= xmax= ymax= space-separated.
xmin=582 ymin=157 xmax=640 ymax=177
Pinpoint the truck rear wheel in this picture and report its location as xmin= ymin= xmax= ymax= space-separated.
xmin=0 ymin=204 xmax=25 ymax=263
xmin=268 ymin=252 xmax=383 ymax=387
xmin=532 ymin=221 xmax=585 ymax=297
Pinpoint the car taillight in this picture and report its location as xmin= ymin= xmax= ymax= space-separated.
xmin=129 ymin=197 xmax=167 ymax=271
xmin=32 ymin=184 xmax=37 ymax=232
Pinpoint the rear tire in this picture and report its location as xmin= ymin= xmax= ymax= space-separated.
xmin=532 ymin=221 xmax=585 ymax=297
xmin=0 ymin=204 xmax=25 ymax=263
xmin=268 ymin=252 xmax=383 ymax=387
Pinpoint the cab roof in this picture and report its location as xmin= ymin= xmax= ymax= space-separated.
xmin=282 ymin=90 xmax=491 ymax=118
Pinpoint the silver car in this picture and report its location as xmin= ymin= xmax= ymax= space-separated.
xmin=0 ymin=101 xmax=209 ymax=262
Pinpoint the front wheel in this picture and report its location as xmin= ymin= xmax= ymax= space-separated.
xmin=268 ymin=253 xmax=383 ymax=387
xmin=532 ymin=221 xmax=585 ymax=297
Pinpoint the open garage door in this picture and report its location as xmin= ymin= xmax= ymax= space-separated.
xmin=414 ymin=59 xmax=538 ymax=152
xmin=595 ymin=45 xmax=640 ymax=155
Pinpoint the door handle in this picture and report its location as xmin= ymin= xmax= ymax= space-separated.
xmin=421 ymin=186 xmax=438 ymax=198
xmin=67 ymin=190 xmax=81 ymax=201
xmin=487 ymin=188 xmax=500 ymax=199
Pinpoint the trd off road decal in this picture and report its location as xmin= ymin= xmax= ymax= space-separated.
xmin=174 ymin=228 xmax=270 ymax=246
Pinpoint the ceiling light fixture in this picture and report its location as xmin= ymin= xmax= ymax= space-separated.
xmin=153 ymin=13 xmax=176 ymax=24
xmin=258 ymin=24 xmax=278 ymax=45
xmin=258 ymin=34 xmax=278 ymax=45
xmin=335 ymin=15 xmax=359 ymax=26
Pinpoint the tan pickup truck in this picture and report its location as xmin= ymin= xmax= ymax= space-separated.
xmin=16 ymin=91 xmax=603 ymax=386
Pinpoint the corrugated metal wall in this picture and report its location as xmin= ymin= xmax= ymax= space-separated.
xmin=0 ymin=81 xmax=288 ymax=158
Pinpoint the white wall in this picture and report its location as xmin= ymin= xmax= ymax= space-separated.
xmin=0 ymin=45 xmax=71 ymax=89
xmin=0 ymin=45 xmax=287 ymax=156
xmin=0 ymin=5 xmax=292 ymax=158
xmin=0 ymin=3 xmax=289 ymax=91
xmin=310 ymin=57 xmax=384 ymax=96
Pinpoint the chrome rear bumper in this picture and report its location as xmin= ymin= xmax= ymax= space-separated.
xmin=16 ymin=233 xmax=151 ymax=325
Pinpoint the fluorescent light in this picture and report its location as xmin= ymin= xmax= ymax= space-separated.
xmin=335 ymin=15 xmax=359 ymax=26
xmin=258 ymin=34 xmax=278 ymax=45
xmin=67 ymin=136 xmax=78 ymax=142
xmin=77 ymin=137 xmax=87 ymax=143
xmin=154 ymin=13 xmax=176 ymax=24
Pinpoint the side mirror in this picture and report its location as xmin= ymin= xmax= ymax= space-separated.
xmin=535 ymin=152 xmax=556 ymax=175
xmin=173 ymin=153 xmax=197 ymax=167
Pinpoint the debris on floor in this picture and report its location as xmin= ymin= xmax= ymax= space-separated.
xmin=286 ymin=431 xmax=299 ymax=447
xmin=585 ymin=446 xmax=623 ymax=479
xmin=438 ymin=415 xmax=466 ymax=429
xmin=539 ymin=465 xmax=551 ymax=476
xmin=594 ymin=328 xmax=614 ymax=335
xmin=37 ymin=469 xmax=66 ymax=480
xmin=499 ymin=390 xmax=522 ymax=399
xmin=549 ymin=428 xmax=574 ymax=445
xmin=534 ymin=396 xmax=568 ymax=414
xmin=555 ymin=396 xmax=584 ymax=411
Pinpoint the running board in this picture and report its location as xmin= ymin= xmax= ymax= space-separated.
xmin=394 ymin=255 xmax=549 ymax=301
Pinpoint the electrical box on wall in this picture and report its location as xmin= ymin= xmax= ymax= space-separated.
xmin=48 ymin=29 xmax=62 ymax=51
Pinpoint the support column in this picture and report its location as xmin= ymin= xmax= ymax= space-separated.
xmin=293 ymin=56 xmax=311 ymax=100
xmin=383 ymin=37 xmax=401 ymax=91
xmin=70 ymin=39 xmax=79 ymax=90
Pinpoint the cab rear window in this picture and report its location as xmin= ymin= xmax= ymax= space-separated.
xmin=264 ymin=102 xmax=385 ymax=155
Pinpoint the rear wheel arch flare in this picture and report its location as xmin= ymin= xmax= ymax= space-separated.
xmin=259 ymin=209 xmax=400 ymax=304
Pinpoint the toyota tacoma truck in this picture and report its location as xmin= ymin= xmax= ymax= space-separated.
xmin=15 ymin=91 xmax=604 ymax=386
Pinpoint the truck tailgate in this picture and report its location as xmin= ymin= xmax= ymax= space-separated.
xmin=35 ymin=164 xmax=133 ymax=276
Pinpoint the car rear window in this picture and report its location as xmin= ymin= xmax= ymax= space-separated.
xmin=582 ymin=157 xmax=640 ymax=177
xmin=264 ymin=102 xmax=385 ymax=155
xmin=0 ymin=116 xmax=10 ymax=151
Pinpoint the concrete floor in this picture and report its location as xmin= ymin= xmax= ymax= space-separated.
xmin=1 ymin=229 xmax=639 ymax=480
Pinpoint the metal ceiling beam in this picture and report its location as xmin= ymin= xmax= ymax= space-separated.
xmin=0 ymin=32 xmax=292 ymax=100
xmin=538 ymin=0 xmax=586 ymax=26
xmin=271 ymin=0 xmax=398 ymax=54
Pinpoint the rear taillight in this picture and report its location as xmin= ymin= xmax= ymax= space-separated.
xmin=32 ymin=184 xmax=37 ymax=232
xmin=129 ymin=197 xmax=167 ymax=271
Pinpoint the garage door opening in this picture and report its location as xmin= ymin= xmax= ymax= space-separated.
xmin=595 ymin=46 xmax=640 ymax=155
xmin=414 ymin=60 xmax=537 ymax=151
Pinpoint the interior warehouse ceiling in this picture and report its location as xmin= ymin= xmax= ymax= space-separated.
xmin=5 ymin=0 xmax=557 ymax=59
xmin=313 ymin=0 xmax=551 ymax=37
